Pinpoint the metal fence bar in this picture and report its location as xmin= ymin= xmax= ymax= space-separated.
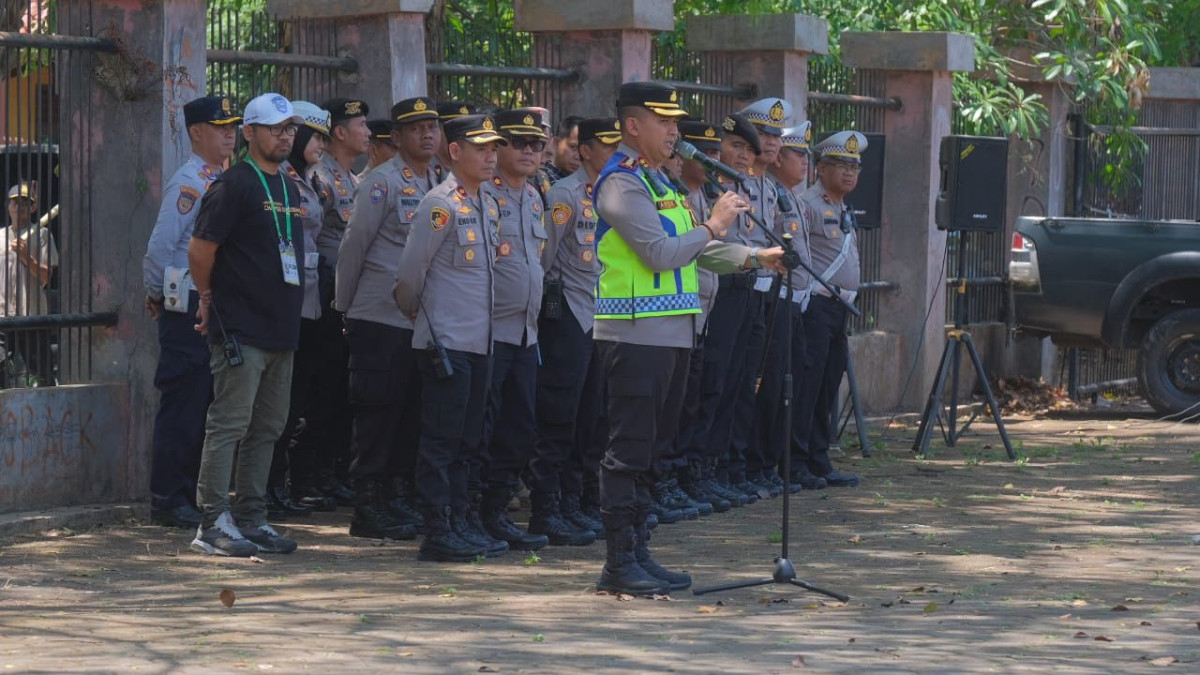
xmin=0 ymin=312 xmax=118 ymax=330
xmin=662 ymin=80 xmax=755 ymax=99
xmin=426 ymin=62 xmax=577 ymax=81
xmin=807 ymin=91 xmax=901 ymax=110
xmin=206 ymin=48 xmax=355 ymax=71
xmin=0 ymin=31 xmax=115 ymax=51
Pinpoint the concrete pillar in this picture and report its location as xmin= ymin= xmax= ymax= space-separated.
xmin=685 ymin=13 xmax=829 ymax=121
xmin=57 ymin=0 xmax=207 ymax=504
xmin=515 ymin=0 xmax=674 ymax=119
xmin=842 ymin=32 xmax=975 ymax=410
xmin=268 ymin=0 xmax=435 ymax=112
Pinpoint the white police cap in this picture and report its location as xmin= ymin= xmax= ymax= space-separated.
xmin=815 ymin=130 xmax=868 ymax=164
xmin=781 ymin=121 xmax=814 ymax=151
xmin=290 ymin=101 xmax=332 ymax=135
xmin=737 ymin=98 xmax=793 ymax=135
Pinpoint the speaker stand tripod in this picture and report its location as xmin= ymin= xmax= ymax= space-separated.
xmin=831 ymin=343 xmax=871 ymax=457
xmin=912 ymin=232 xmax=1016 ymax=460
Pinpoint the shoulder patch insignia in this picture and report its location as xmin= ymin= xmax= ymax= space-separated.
xmin=370 ymin=182 xmax=387 ymax=203
xmin=177 ymin=185 xmax=200 ymax=214
xmin=552 ymin=203 xmax=572 ymax=226
xmin=431 ymin=206 xmax=450 ymax=231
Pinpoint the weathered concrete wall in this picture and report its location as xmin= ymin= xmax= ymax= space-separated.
xmin=0 ymin=385 xmax=130 ymax=511
xmin=849 ymin=331 xmax=904 ymax=411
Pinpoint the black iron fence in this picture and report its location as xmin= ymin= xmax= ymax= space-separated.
xmin=425 ymin=4 xmax=566 ymax=123
xmin=1063 ymin=346 xmax=1140 ymax=400
xmin=0 ymin=1 xmax=114 ymax=390
xmin=651 ymin=38 xmax=746 ymax=122
xmin=205 ymin=4 xmax=344 ymax=114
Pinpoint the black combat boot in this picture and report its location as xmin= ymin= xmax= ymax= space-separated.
xmin=266 ymin=485 xmax=313 ymax=520
xmin=481 ymin=489 xmax=548 ymax=551
xmin=561 ymin=492 xmax=604 ymax=539
xmin=650 ymin=485 xmax=690 ymax=524
xmin=386 ymin=477 xmax=425 ymax=531
xmin=664 ymin=476 xmax=714 ymax=516
xmin=595 ymin=516 xmax=670 ymax=597
xmin=419 ymin=506 xmax=487 ymax=562
xmin=350 ymin=481 xmax=417 ymax=540
xmin=699 ymin=463 xmax=748 ymax=507
xmin=451 ymin=503 xmax=508 ymax=557
xmin=634 ymin=517 xmax=692 ymax=590
xmin=528 ymin=491 xmax=597 ymax=546
xmin=314 ymin=468 xmax=356 ymax=507
xmin=290 ymin=479 xmax=338 ymax=512
xmin=679 ymin=463 xmax=731 ymax=513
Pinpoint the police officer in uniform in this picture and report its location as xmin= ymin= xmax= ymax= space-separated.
xmin=471 ymin=108 xmax=555 ymax=552
xmin=723 ymin=98 xmax=795 ymax=499
xmin=683 ymin=112 xmax=764 ymax=509
xmin=433 ymin=101 xmax=475 ymax=183
xmin=298 ymin=97 xmax=371 ymax=506
xmin=530 ymin=118 xmax=621 ymax=541
xmin=753 ymin=121 xmax=814 ymax=495
xmin=336 ymin=97 xmax=444 ymax=540
xmin=792 ymin=131 xmax=866 ymax=489
xmin=266 ymin=100 xmax=333 ymax=519
xmin=662 ymin=119 xmax=732 ymax=514
xmin=359 ymin=119 xmax=399 ymax=178
xmin=394 ymin=114 xmax=506 ymax=562
xmin=593 ymin=82 xmax=783 ymax=596
xmin=143 ymin=95 xmax=240 ymax=528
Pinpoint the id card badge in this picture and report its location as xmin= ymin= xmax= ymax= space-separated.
xmin=280 ymin=241 xmax=301 ymax=286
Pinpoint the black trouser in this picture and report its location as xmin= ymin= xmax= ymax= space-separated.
xmin=149 ymin=292 xmax=212 ymax=509
xmin=597 ymin=341 xmax=690 ymax=521
xmin=685 ymin=275 xmax=753 ymax=464
xmin=415 ymin=348 xmax=491 ymax=510
xmin=292 ymin=263 xmax=350 ymax=478
xmin=659 ymin=329 xmax=706 ymax=475
xmin=344 ymin=319 xmax=421 ymax=483
xmin=477 ymin=340 xmax=538 ymax=493
xmin=531 ymin=311 xmax=594 ymax=495
xmin=753 ymin=295 xmax=806 ymax=478
xmin=270 ymin=318 xmax=321 ymax=489
xmin=792 ymin=295 xmax=848 ymax=477
xmin=563 ymin=339 xmax=606 ymax=497
xmin=723 ymin=290 xmax=767 ymax=481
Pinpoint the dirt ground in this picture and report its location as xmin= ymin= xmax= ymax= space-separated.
xmin=2 ymin=406 xmax=1199 ymax=674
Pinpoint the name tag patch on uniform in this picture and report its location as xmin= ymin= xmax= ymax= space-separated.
xmin=552 ymin=203 xmax=572 ymax=225
xmin=655 ymin=199 xmax=678 ymax=210
xmin=177 ymin=185 xmax=200 ymax=214
xmin=369 ymin=182 xmax=387 ymax=203
xmin=431 ymin=207 xmax=450 ymax=231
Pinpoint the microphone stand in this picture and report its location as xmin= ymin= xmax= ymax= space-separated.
xmin=691 ymin=171 xmax=849 ymax=603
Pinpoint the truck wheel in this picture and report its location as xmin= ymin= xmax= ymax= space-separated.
xmin=1137 ymin=309 xmax=1200 ymax=417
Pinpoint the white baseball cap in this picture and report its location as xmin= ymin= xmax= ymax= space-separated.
xmin=243 ymin=93 xmax=304 ymax=126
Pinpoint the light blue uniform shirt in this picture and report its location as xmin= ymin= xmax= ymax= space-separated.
xmin=142 ymin=153 xmax=222 ymax=300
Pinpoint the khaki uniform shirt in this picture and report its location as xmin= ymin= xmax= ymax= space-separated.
xmin=312 ymin=153 xmax=359 ymax=265
xmin=394 ymin=174 xmax=500 ymax=356
xmin=282 ymin=161 xmax=324 ymax=320
xmin=543 ymin=168 xmax=600 ymax=333
xmin=335 ymin=155 xmax=436 ymax=329
xmin=798 ymin=181 xmax=860 ymax=293
xmin=485 ymin=176 xmax=547 ymax=346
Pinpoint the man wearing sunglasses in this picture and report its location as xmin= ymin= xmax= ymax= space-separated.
xmin=187 ymin=93 xmax=305 ymax=557
xmin=790 ymin=130 xmax=868 ymax=491
xmin=473 ymin=108 xmax=558 ymax=553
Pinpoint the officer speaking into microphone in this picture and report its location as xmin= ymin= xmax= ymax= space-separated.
xmin=592 ymin=82 xmax=784 ymax=597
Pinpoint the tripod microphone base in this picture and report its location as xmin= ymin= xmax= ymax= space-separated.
xmin=692 ymin=557 xmax=850 ymax=602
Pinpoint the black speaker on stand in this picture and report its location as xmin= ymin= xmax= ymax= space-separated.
xmin=913 ymin=135 xmax=1016 ymax=460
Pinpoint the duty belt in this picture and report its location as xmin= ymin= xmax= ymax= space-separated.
xmin=717 ymin=271 xmax=755 ymax=290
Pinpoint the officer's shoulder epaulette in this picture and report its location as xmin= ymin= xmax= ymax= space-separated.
xmin=617 ymin=156 xmax=638 ymax=171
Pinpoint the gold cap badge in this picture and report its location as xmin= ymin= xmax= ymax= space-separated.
xmin=704 ymin=127 xmax=716 ymax=138
xmin=523 ymin=114 xmax=535 ymax=127
xmin=414 ymin=99 xmax=427 ymax=111
xmin=768 ymin=101 xmax=785 ymax=122
xmin=482 ymin=117 xmax=494 ymax=131
xmin=846 ymin=135 xmax=859 ymax=153
xmin=345 ymin=101 xmax=363 ymax=116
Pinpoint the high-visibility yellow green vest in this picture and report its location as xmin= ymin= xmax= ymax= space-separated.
xmin=593 ymin=153 xmax=701 ymax=320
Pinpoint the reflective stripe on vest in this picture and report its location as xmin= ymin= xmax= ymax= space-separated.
xmin=594 ymin=153 xmax=700 ymax=320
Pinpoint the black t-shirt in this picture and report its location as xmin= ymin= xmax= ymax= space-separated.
xmin=193 ymin=160 xmax=304 ymax=351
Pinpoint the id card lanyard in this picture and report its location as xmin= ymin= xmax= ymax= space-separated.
xmin=248 ymin=157 xmax=300 ymax=286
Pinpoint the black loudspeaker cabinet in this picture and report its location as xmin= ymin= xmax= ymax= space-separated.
xmin=935 ymin=135 xmax=1008 ymax=232
xmin=847 ymin=132 xmax=884 ymax=228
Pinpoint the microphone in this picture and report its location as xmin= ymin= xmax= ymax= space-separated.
xmin=675 ymin=140 xmax=747 ymax=186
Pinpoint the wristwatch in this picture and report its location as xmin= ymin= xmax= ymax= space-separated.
xmin=749 ymin=247 xmax=760 ymax=269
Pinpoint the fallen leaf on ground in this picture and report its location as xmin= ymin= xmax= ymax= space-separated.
xmin=910 ymin=586 xmax=925 ymax=593
xmin=1125 ymin=597 xmax=1143 ymax=602
xmin=848 ymin=638 xmax=856 ymax=643
xmin=803 ymin=602 xmax=820 ymax=610
xmin=922 ymin=602 xmax=938 ymax=614
xmin=1074 ymin=632 xmax=1089 ymax=639
xmin=1048 ymin=486 xmax=1067 ymax=495
xmin=478 ymin=666 xmax=500 ymax=672
xmin=249 ymin=556 xmax=266 ymax=564
xmin=1149 ymin=656 xmax=1177 ymax=667
xmin=1111 ymin=604 xmax=1129 ymax=611
xmin=1059 ymin=613 xmax=1072 ymax=620
xmin=1140 ymin=621 xmax=1153 ymax=626
xmin=219 ymin=589 xmax=236 ymax=608
xmin=698 ymin=605 xmax=719 ymax=614
xmin=616 ymin=594 xmax=633 ymax=601
xmin=880 ymin=601 xmax=894 ymax=608
xmin=791 ymin=655 xmax=806 ymax=668
xmin=1094 ymin=635 xmax=1114 ymax=642
xmin=847 ymin=534 xmax=862 ymax=544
